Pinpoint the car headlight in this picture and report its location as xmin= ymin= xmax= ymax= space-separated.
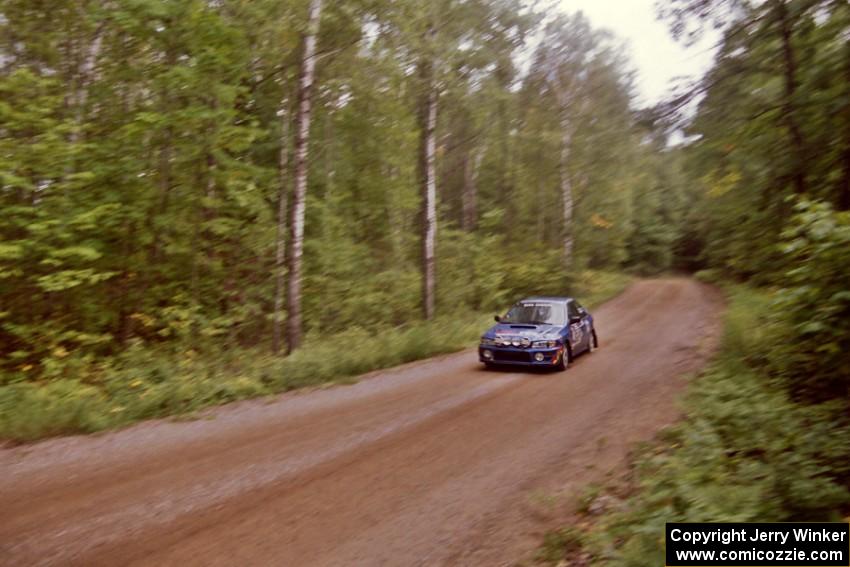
xmin=532 ymin=339 xmax=558 ymax=348
xmin=480 ymin=337 xmax=497 ymax=346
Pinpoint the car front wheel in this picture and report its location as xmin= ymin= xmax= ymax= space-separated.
xmin=555 ymin=347 xmax=569 ymax=371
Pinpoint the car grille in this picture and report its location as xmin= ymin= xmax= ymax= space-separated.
xmin=493 ymin=350 xmax=531 ymax=363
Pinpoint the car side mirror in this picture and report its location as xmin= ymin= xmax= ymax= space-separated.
xmin=494 ymin=315 xmax=501 ymax=322
xmin=569 ymin=315 xmax=582 ymax=324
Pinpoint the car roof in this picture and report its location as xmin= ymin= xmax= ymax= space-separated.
xmin=519 ymin=296 xmax=573 ymax=304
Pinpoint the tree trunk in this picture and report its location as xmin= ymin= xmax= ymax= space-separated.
xmin=69 ymin=22 xmax=105 ymax=149
xmin=64 ymin=21 xmax=105 ymax=189
xmin=285 ymin=0 xmax=322 ymax=353
xmin=840 ymin=145 xmax=850 ymax=211
xmin=461 ymin=147 xmax=481 ymax=231
xmin=195 ymin=120 xmax=217 ymax=315
xmin=838 ymin=35 xmax=850 ymax=211
xmin=559 ymin=112 xmax=574 ymax=270
xmin=775 ymin=0 xmax=806 ymax=195
xmin=272 ymin=98 xmax=289 ymax=354
xmin=419 ymin=63 xmax=438 ymax=320
xmin=536 ymin=179 xmax=545 ymax=243
xmin=149 ymin=126 xmax=173 ymax=264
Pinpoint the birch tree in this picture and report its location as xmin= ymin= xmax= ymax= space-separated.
xmin=272 ymin=98 xmax=289 ymax=355
xmin=404 ymin=0 xmax=530 ymax=318
xmin=537 ymin=15 xmax=596 ymax=271
xmin=418 ymin=38 xmax=438 ymax=320
xmin=286 ymin=0 xmax=323 ymax=352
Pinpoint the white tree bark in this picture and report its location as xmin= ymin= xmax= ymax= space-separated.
xmin=421 ymin=82 xmax=438 ymax=319
xmin=559 ymin=111 xmax=574 ymax=270
xmin=272 ymin=98 xmax=289 ymax=355
xmin=72 ymin=22 xmax=105 ymax=139
xmin=65 ymin=21 xmax=105 ymax=183
xmin=543 ymin=37 xmax=583 ymax=273
xmin=286 ymin=0 xmax=323 ymax=353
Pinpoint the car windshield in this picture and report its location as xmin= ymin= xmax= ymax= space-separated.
xmin=502 ymin=302 xmax=565 ymax=325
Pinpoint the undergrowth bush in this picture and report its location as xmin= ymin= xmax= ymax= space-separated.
xmin=0 ymin=312 xmax=489 ymax=441
xmin=770 ymin=200 xmax=850 ymax=403
xmin=693 ymin=268 xmax=722 ymax=285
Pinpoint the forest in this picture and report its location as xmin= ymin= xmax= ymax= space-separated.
xmin=1 ymin=0 xmax=849 ymax=493
xmin=0 ymin=0 xmax=666 ymax=354
xmin=1 ymin=0 xmax=681 ymax=435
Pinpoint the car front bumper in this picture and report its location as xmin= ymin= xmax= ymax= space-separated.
xmin=478 ymin=346 xmax=563 ymax=366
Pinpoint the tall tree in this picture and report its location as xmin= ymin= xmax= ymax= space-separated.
xmin=272 ymin=97 xmax=290 ymax=354
xmin=773 ymin=0 xmax=806 ymax=195
xmin=286 ymin=0 xmax=323 ymax=352
xmin=533 ymin=14 xmax=597 ymax=272
xmin=418 ymin=32 xmax=438 ymax=320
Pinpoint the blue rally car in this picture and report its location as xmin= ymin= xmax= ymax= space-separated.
xmin=478 ymin=296 xmax=597 ymax=371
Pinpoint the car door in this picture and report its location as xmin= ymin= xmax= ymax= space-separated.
xmin=566 ymin=300 xmax=587 ymax=351
xmin=574 ymin=300 xmax=593 ymax=350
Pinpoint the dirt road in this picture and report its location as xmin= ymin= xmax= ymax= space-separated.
xmin=0 ymin=278 xmax=722 ymax=566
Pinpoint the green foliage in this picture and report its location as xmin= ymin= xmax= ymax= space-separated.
xmin=770 ymin=200 xmax=850 ymax=402
xmin=536 ymin=527 xmax=585 ymax=565
xmin=539 ymin=283 xmax=850 ymax=566
xmin=693 ymin=268 xmax=722 ymax=285
xmin=668 ymin=1 xmax=850 ymax=278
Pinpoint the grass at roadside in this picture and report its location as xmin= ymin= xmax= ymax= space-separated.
xmin=0 ymin=270 xmax=632 ymax=442
xmin=532 ymin=284 xmax=850 ymax=565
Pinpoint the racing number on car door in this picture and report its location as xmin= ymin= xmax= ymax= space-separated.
xmin=569 ymin=322 xmax=583 ymax=347
xmin=568 ymin=301 xmax=584 ymax=348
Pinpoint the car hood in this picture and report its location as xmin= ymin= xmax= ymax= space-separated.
xmin=483 ymin=322 xmax=562 ymax=341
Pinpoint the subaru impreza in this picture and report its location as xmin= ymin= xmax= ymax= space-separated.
xmin=478 ymin=296 xmax=597 ymax=371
